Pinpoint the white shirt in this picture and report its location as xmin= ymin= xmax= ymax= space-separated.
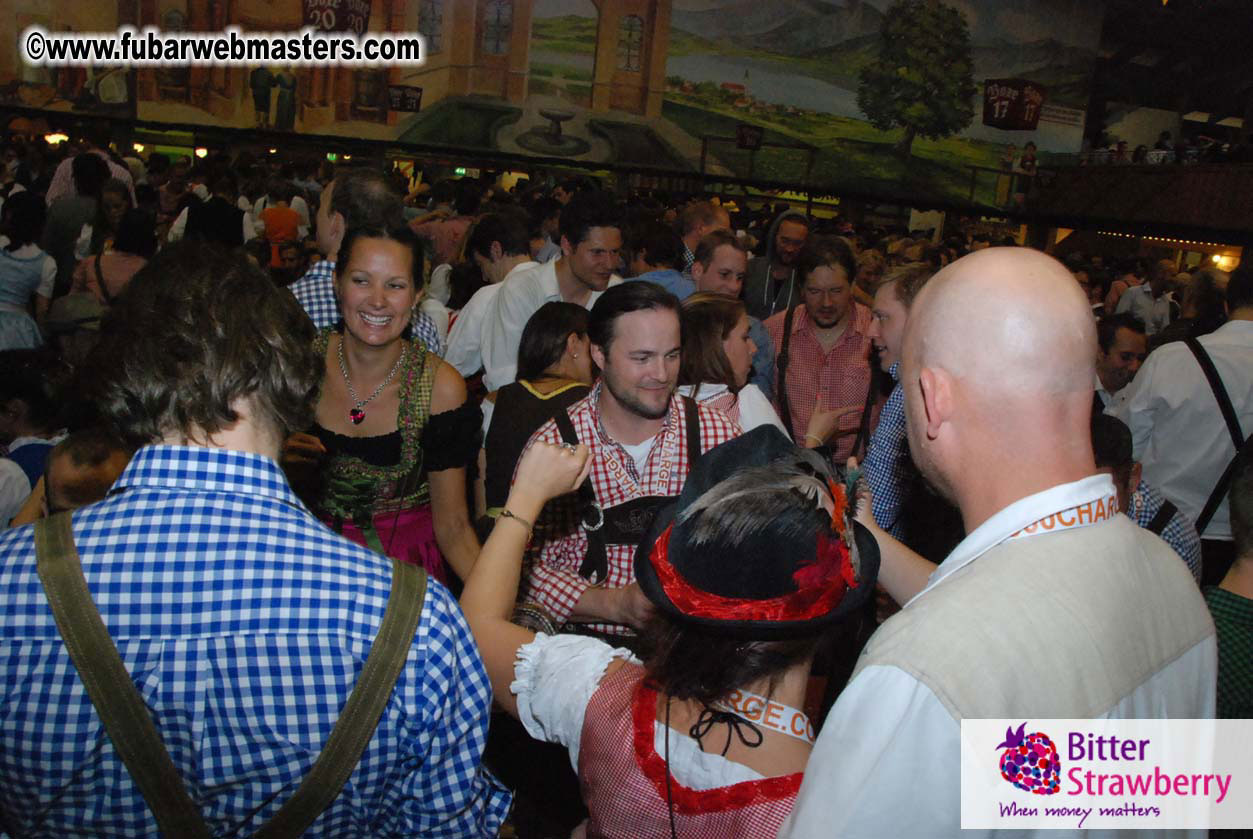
xmin=482 ymin=259 xmax=620 ymax=390
xmin=618 ymin=434 xmax=658 ymax=475
xmin=512 ymin=633 xmax=763 ymax=788
xmin=0 ymin=435 xmax=65 ymax=525
xmin=1094 ymin=372 xmax=1126 ymax=412
xmin=1115 ymin=282 xmax=1173 ymax=335
xmin=444 ymin=261 xmax=537 ymax=377
xmin=781 ymin=475 xmax=1214 ymax=839
xmin=677 ymin=383 xmax=786 ymax=435
xmin=1112 ymin=319 xmax=1253 ymax=539
xmin=0 ymin=236 xmax=55 ymax=300
xmin=0 ymin=458 xmax=31 ymax=526
xmin=427 ymin=263 xmax=453 ymax=306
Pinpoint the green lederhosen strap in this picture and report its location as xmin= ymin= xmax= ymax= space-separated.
xmin=34 ymin=511 xmax=427 ymax=838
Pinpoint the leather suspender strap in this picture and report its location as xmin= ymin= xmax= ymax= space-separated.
xmin=1186 ymin=338 xmax=1246 ymax=450
xmin=254 ymin=557 xmax=426 ymax=839
xmin=553 ymin=409 xmax=607 ymax=581
xmin=92 ymin=255 xmax=115 ymax=305
xmin=558 ymin=398 xmax=703 ymax=582
xmin=35 ymin=512 xmax=211 ymax=839
xmin=682 ymin=396 xmax=701 ymax=470
xmin=1184 ymin=338 xmax=1246 ymax=534
xmin=1146 ymin=499 xmax=1177 ymax=536
xmin=774 ymin=303 xmax=799 ymax=442
xmin=34 ymin=512 xmax=427 ymax=838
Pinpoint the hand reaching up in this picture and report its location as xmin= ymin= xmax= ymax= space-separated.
xmin=512 ymin=441 xmax=592 ymax=507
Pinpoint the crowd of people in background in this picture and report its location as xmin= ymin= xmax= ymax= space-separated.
xmin=1082 ymin=129 xmax=1253 ymax=166
xmin=0 ymin=124 xmax=1250 ymax=838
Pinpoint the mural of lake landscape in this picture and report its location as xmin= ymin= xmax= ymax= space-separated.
xmin=2 ymin=0 xmax=1105 ymax=206
xmin=527 ymin=0 xmax=1103 ymax=204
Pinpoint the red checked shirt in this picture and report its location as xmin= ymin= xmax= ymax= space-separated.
xmin=765 ymin=303 xmax=874 ymax=462
xmin=520 ymin=383 xmax=742 ymax=635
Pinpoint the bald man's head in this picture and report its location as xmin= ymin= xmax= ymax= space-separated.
xmin=900 ymin=248 xmax=1098 ymax=515
xmin=904 ymin=247 xmax=1096 ymax=402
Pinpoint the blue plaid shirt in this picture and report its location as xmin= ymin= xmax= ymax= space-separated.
xmin=1127 ymin=480 xmax=1203 ymax=583
xmin=862 ymin=363 xmax=908 ymax=539
xmin=290 ymin=258 xmax=445 ymax=356
xmin=0 ymin=445 xmax=509 ymax=837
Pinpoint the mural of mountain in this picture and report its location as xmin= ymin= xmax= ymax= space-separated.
xmin=972 ymin=37 xmax=1095 ymax=79
xmin=671 ymin=0 xmax=884 ymax=55
xmin=531 ymin=14 xmax=598 ymax=54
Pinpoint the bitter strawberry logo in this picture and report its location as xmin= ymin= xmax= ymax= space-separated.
xmin=996 ymin=722 xmax=1061 ymax=795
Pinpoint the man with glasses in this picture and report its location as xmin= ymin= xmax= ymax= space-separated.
xmin=763 ymin=236 xmax=874 ymax=461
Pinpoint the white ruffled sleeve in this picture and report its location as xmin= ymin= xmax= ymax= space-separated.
xmin=736 ymin=384 xmax=788 ymax=434
xmin=511 ymin=632 xmax=638 ymax=771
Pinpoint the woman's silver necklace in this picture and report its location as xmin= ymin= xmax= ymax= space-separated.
xmin=338 ymin=337 xmax=405 ymax=425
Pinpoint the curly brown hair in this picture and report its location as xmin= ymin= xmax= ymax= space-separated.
xmin=89 ymin=240 xmax=321 ymax=445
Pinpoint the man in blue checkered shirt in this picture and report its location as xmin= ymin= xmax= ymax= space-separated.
xmin=0 ymin=242 xmax=508 ymax=836
xmin=862 ymin=264 xmax=936 ymax=539
xmin=290 ymin=167 xmax=444 ymax=355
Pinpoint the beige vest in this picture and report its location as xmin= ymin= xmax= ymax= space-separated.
xmin=855 ymin=515 xmax=1215 ymax=720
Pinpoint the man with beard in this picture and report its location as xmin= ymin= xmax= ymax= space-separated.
xmin=743 ymin=210 xmax=810 ymax=321
xmin=515 ymin=282 xmax=742 ymax=639
xmin=781 ymin=248 xmax=1215 ymax=839
xmin=764 ymin=236 xmax=874 ymax=461
xmin=482 ymin=190 xmax=623 ymax=390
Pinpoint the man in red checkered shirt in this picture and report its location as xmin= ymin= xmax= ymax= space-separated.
xmin=765 ymin=236 xmax=875 ymax=463
xmin=517 ymin=282 xmax=742 ymax=637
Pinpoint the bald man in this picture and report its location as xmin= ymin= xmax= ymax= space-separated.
xmin=782 ymin=249 xmax=1216 ymax=839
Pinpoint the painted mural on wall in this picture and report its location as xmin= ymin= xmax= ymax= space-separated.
xmin=1 ymin=1 xmax=135 ymax=119
xmin=1 ymin=0 xmax=1103 ymax=205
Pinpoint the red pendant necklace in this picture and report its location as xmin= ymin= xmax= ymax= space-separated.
xmin=337 ymin=337 xmax=405 ymax=425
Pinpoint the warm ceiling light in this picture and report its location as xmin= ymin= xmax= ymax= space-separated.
xmin=194 ymin=147 xmax=208 ymax=158
xmin=44 ymin=132 xmax=69 ymax=145
xmin=269 ymin=147 xmax=277 ymax=154
xmin=133 ymin=143 xmax=145 ymax=153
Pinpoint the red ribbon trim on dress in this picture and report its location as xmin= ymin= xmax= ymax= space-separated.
xmin=632 ymin=679 xmax=803 ymax=813
xmin=647 ymin=523 xmax=858 ymax=623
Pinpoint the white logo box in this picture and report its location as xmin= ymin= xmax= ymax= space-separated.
xmin=961 ymin=719 xmax=1253 ymax=830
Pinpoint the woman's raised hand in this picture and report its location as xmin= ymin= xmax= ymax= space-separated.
xmin=513 ymin=441 xmax=592 ymax=504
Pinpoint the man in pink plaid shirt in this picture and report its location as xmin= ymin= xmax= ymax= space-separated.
xmin=517 ymin=282 xmax=741 ymax=637
xmin=765 ymin=236 xmax=875 ymax=462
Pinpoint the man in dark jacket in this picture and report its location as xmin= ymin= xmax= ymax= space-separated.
xmin=743 ymin=209 xmax=810 ymax=320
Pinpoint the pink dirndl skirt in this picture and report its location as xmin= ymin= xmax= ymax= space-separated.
xmin=325 ymin=504 xmax=449 ymax=586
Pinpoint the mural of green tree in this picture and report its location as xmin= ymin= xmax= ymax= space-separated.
xmin=857 ymin=0 xmax=977 ymax=158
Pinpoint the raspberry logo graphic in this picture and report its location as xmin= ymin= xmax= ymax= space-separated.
xmin=996 ymin=722 xmax=1061 ymax=795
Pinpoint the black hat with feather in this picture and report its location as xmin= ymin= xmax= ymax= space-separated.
xmin=634 ymin=426 xmax=880 ymax=639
